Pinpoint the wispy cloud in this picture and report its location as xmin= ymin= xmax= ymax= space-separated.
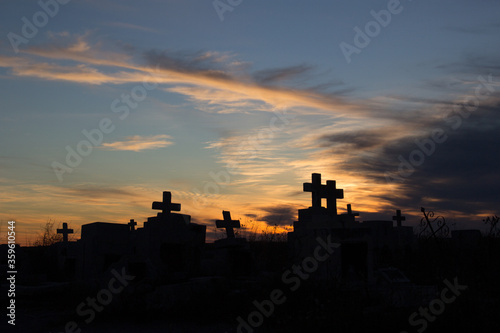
xmin=104 ymin=22 xmax=160 ymax=33
xmin=101 ymin=135 xmax=174 ymax=152
xmin=0 ymin=34 xmax=363 ymax=117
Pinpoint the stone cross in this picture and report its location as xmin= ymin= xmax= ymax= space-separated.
xmin=303 ymin=173 xmax=324 ymax=208
xmin=152 ymin=191 xmax=181 ymax=217
xmin=346 ymin=204 xmax=359 ymax=218
xmin=325 ymin=180 xmax=344 ymax=216
xmin=393 ymin=209 xmax=406 ymax=227
xmin=216 ymin=210 xmax=240 ymax=239
xmin=57 ymin=222 xmax=73 ymax=243
xmin=303 ymin=173 xmax=344 ymax=215
xmin=128 ymin=219 xmax=137 ymax=231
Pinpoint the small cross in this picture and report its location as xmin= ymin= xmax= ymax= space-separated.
xmin=128 ymin=219 xmax=137 ymax=231
xmin=393 ymin=209 xmax=406 ymax=227
xmin=57 ymin=222 xmax=73 ymax=243
xmin=346 ymin=204 xmax=359 ymax=217
xmin=216 ymin=211 xmax=240 ymax=239
xmin=152 ymin=191 xmax=181 ymax=216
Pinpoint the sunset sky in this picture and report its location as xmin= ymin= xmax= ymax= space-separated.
xmin=1 ymin=0 xmax=499 ymax=244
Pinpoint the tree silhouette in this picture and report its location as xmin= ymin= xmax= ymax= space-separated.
xmin=484 ymin=215 xmax=500 ymax=237
xmin=33 ymin=218 xmax=63 ymax=246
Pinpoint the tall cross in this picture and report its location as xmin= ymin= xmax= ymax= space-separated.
xmin=152 ymin=191 xmax=181 ymax=216
xmin=128 ymin=219 xmax=137 ymax=231
xmin=303 ymin=173 xmax=323 ymax=208
xmin=303 ymin=173 xmax=344 ymax=215
xmin=393 ymin=209 xmax=406 ymax=227
xmin=216 ymin=211 xmax=240 ymax=239
xmin=324 ymin=180 xmax=344 ymax=216
xmin=57 ymin=222 xmax=73 ymax=243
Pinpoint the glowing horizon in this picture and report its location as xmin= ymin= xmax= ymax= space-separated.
xmin=1 ymin=1 xmax=499 ymax=245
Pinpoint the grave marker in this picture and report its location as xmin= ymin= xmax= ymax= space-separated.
xmin=392 ymin=209 xmax=405 ymax=227
xmin=216 ymin=211 xmax=240 ymax=239
xmin=128 ymin=219 xmax=137 ymax=231
xmin=57 ymin=222 xmax=73 ymax=243
xmin=303 ymin=173 xmax=344 ymax=215
xmin=152 ymin=191 xmax=181 ymax=217
xmin=346 ymin=204 xmax=359 ymax=217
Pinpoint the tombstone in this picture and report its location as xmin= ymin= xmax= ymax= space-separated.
xmin=46 ymin=223 xmax=79 ymax=281
xmin=363 ymin=218 xmax=415 ymax=267
xmin=303 ymin=173 xmax=344 ymax=216
xmin=297 ymin=173 xmax=345 ymax=229
xmin=75 ymin=192 xmax=206 ymax=282
xmin=393 ymin=209 xmax=405 ymax=227
xmin=57 ymin=222 xmax=73 ymax=243
xmin=346 ymin=204 xmax=358 ymax=217
xmin=128 ymin=219 xmax=137 ymax=231
xmin=290 ymin=173 xmax=372 ymax=284
xmin=53 ymin=241 xmax=79 ymax=281
xmin=362 ymin=220 xmax=395 ymax=267
xmin=54 ymin=223 xmax=77 ymax=280
xmin=324 ymin=180 xmax=344 ymax=216
xmin=339 ymin=204 xmax=359 ymax=228
xmin=137 ymin=191 xmax=206 ymax=281
xmin=204 ymin=210 xmax=252 ymax=277
xmin=303 ymin=172 xmax=325 ymax=209
xmin=77 ymin=222 xmax=131 ymax=280
xmin=216 ymin=211 xmax=240 ymax=239
xmin=152 ymin=191 xmax=181 ymax=218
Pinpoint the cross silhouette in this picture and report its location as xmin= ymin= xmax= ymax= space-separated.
xmin=393 ymin=209 xmax=406 ymax=227
xmin=216 ymin=211 xmax=240 ymax=239
xmin=346 ymin=204 xmax=359 ymax=217
xmin=152 ymin=191 xmax=181 ymax=216
xmin=303 ymin=173 xmax=344 ymax=215
xmin=57 ymin=222 xmax=73 ymax=243
xmin=325 ymin=180 xmax=344 ymax=216
xmin=303 ymin=173 xmax=324 ymax=208
xmin=128 ymin=219 xmax=137 ymax=231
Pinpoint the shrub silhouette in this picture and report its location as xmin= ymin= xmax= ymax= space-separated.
xmin=33 ymin=219 xmax=63 ymax=246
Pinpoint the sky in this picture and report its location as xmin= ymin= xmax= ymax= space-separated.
xmin=1 ymin=0 xmax=499 ymax=244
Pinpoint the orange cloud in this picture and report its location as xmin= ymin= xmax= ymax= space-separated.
xmin=0 ymin=35 xmax=365 ymax=118
xmin=100 ymin=135 xmax=174 ymax=152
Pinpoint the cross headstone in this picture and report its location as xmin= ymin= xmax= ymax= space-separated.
xmin=57 ymin=222 xmax=73 ymax=243
xmin=393 ymin=209 xmax=405 ymax=227
xmin=339 ymin=203 xmax=359 ymax=228
xmin=303 ymin=173 xmax=323 ymax=208
xmin=152 ymin=191 xmax=181 ymax=217
xmin=303 ymin=173 xmax=343 ymax=215
xmin=346 ymin=204 xmax=359 ymax=218
xmin=128 ymin=219 xmax=137 ymax=231
xmin=216 ymin=211 xmax=240 ymax=239
xmin=325 ymin=180 xmax=344 ymax=216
